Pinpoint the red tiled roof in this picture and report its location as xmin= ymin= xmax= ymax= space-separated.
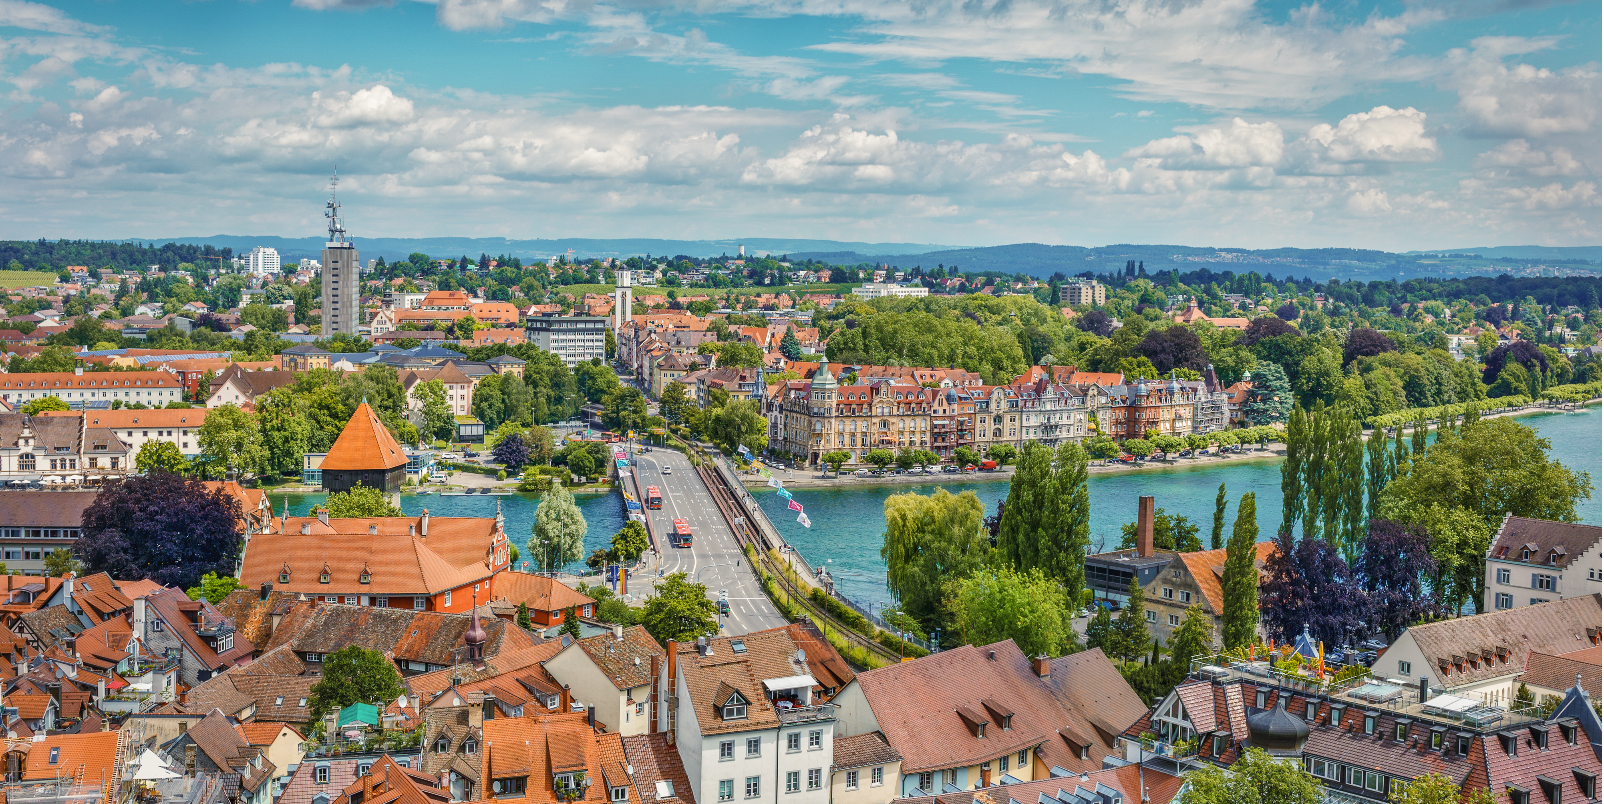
xmin=1172 ymin=541 xmax=1279 ymax=614
xmin=320 ymin=401 xmax=408 ymax=470
xmin=22 ymin=731 xmax=121 ymax=783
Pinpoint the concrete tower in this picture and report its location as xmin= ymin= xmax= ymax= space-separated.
xmin=320 ymin=172 xmax=360 ymax=337
xmin=613 ymin=269 xmax=633 ymax=332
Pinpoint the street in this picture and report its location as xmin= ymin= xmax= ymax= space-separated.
xmin=628 ymin=446 xmax=790 ymax=636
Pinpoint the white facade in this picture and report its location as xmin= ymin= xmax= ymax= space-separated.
xmin=614 ymin=270 xmax=634 ymax=332
xmin=244 ymin=247 xmax=281 ymax=277
xmin=851 ymin=283 xmax=929 ymax=300
xmin=526 ymin=316 xmax=607 ymax=368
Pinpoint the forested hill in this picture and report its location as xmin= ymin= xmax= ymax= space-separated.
xmin=0 ymin=240 xmax=234 ymax=272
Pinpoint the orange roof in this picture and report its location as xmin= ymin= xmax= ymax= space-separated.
xmin=1174 ymin=541 xmax=1279 ymax=614
xmin=40 ymin=408 xmax=209 ymax=429
xmin=239 ymin=515 xmax=505 ymax=595
xmin=236 ymin=722 xmax=303 ymax=746
xmin=492 ymin=572 xmax=595 ymax=613
xmin=321 ymin=402 xmax=408 ymax=471
xmin=23 ymin=731 xmax=121 ymax=782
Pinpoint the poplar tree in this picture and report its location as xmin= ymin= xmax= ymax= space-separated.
xmin=1221 ymin=492 xmax=1260 ymax=652
xmin=1111 ymin=576 xmax=1149 ymax=663
xmin=1301 ymin=408 xmax=1327 ymax=542
xmin=1279 ymin=405 xmax=1304 ymax=537
xmin=1211 ymin=483 xmax=1229 ymax=550
xmin=1364 ymin=426 xmax=1389 ymax=522
xmin=1411 ymin=410 xmax=1429 ymax=455
xmin=1339 ymin=416 xmax=1367 ymax=563
xmin=997 ymin=441 xmax=1091 ymax=603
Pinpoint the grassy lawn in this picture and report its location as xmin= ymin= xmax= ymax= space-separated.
xmin=0 ymin=270 xmax=55 ymax=289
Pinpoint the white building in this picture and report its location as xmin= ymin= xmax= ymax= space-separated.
xmin=851 ymin=283 xmax=928 ymax=300
xmin=244 ymin=247 xmax=281 ymax=277
xmin=525 ymin=314 xmax=607 ymax=367
xmin=1483 ymin=515 xmax=1602 ymax=612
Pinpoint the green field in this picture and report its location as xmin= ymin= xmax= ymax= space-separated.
xmin=0 ymin=270 xmax=55 ymax=289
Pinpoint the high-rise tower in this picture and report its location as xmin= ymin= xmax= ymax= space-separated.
xmin=612 ymin=269 xmax=633 ymax=332
xmin=320 ymin=172 xmax=360 ymax=337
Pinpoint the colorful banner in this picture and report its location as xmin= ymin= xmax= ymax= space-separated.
xmin=797 ymin=512 xmax=811 ymax=528
xmin=738 ymin=444 xmax=752 ymax=458
xmin=776 ymin=488 xmax=793 ymax=500
xmin=767 ymin=476 xmax=782 ymax=489
xmin=788 ymin=499 xmax=804 ymax=512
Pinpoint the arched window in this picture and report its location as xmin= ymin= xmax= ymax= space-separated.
xmin=18 ymin=454 xmax=34 ymax=471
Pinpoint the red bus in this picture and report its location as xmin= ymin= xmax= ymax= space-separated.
xmin=646 ymin=486 xmax=663 ymax=509
xmin=671 ymin=519 xmax=693 ymax=548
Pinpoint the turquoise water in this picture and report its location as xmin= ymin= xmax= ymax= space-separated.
xmin=755 ymin=406 xmax=1603 ymax=613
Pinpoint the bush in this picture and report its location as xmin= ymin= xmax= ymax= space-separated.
xmin=809 ymin=588 xmax=871 ymax=633
xmin=496 ymin=470 xmax=507 ymax=481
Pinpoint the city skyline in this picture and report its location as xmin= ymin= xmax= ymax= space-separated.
xmin=0 ymin=0 xmax=1598 ymax=249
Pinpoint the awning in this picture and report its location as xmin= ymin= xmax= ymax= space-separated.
xmin=762 ymin=674 xmax=817 ymax=692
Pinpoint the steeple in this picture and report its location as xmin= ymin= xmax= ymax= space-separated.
xmin=465 ymin=590 xmax=487 ymax=670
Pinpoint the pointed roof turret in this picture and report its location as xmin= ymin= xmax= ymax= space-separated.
xmin=320 ymin=402 xmax=408 ymax=471
xmin=810 ymin=363 xmax=837 ymax=390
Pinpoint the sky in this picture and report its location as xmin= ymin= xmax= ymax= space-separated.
xmin=0 ymin=0 xmax=1598 ymax=250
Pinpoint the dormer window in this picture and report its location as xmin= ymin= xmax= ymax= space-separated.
xmin=319 ymin=565 xmax=331 ymax=584
xmin=1522 ymin=549 xmax=1531 ymax=561
xmin=491 ymin=777 xmax=527 ymax=797
xmin=359 ymin=567 xmax=371 ymax=585
xmin=722 ymin=691 xmax=749 ymax=720
xmin=464 ymin=739 xmax=478 ymax=753
xmin=280 ymin=566 xmax=291 ymax=584
xmin=435 ymin=738 xmax=449 ymax=753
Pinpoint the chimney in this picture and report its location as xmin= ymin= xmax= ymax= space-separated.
xmin=612 ymin=624 xmax=623 ymax=641
xmin=260 ymin=583 xmax=272 ymax=601
xmin=1031 ymin=655 xmax=1050 ymax=679
xmin=467 ymin=691 xmax=485 ymax=729
xmin=301 ymin=522 xmax=311 ymax=535
xmin=697 ymin=636 xmax=709 ymax=656
xmin=1419 ymin=677 xmax=1429 ymax=704
xmin=560 ymin=684 xmax=572 ymax=714
xmin=317 ymin=508 xmax=329 ymax=527
xmin=325 ymin=707 xmax=340 ymax=744
xmin=980 ymin=766 xmax=991 ymax=788
xmin=987 ymin=649 xmax=996 ymax=661
xmin=587 ymin=705 xmax=596 ymax=730
xmin=369 ymin=525 xmax=377 ymax=535
xmin=184 ymin=744 xmax=196 ymax=774
xmin=409 ymin=524 xmax=415 ymax=536
xmin=649 ymin=655 xmax=661 ymax=735
xmin=421 ymin=509 xmax=430 ymax=538
xmin=1137 ymin=496 xmax=1156 ymax=558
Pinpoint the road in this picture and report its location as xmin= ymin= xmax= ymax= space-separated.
xmin=628 ymin=447 xmax=790 ymax=636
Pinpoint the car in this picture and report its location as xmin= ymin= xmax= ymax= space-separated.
xmin=1357 ymin=651 xmax=1378 ymax=666
xmin=1178 ymin=450 xmax=1193 ymax=457
xmin=661 ymin=466 xmax=672 ymax=475
xmin=963 ymin=465 xmax=978 ymax=472
xmin=1358 ymin=639 xmax=1386 ymax=651
xmin=926 ymin=467 xmax=941 ymax=475
xmin=463 ymin=450 xmax=480 ymax=458
xmin=854 ymin=469 xmax=870 ymax=477
xmin=942 ymin=466 xmax=959 ymax=474
xmin=1093 ymin=599 xmax=1121 ymax=612
xmin=1326 ymin=650 xmax=1347 ymax=664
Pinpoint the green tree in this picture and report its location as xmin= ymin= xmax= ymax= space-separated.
xmin=560 ymin=606 xmax=583 ymax=638
xmin=706 ymin=398 xmax=767 ymax=456
xmin=945 ymin=566 xmax=1074 ymax=657
xmin=1123 ymin=437 xmax=1152 ymax=457
xmin=1108 ymin=576 xmax=1150 ymax=663
xmin=1243 ymin=363 xmax=1292 ymax=426
xmin=254 ymin=387 xmax=310 ymax=479
xmin=197 ymin=404 xmax=265 ymax=479
xmin=640 ymin=572 xmax=718 ymax=644
xmin=602 ymin=386 xmax=649 ymax=433
xmin=412 ymin=379 xmax=456 ymax=441
xmin=307 ymin=646 xmax=407 ymax=721
xmin=452 ymin=314 xmax=480 ymax=340
xmin=1176 ymin=748 xmax=1323 ymax=804
xmin=516 ymin=602 xmax=532 ymax=629
xmin=185 ymin=571 xmax=243 ymax=604
xmin=1211 ymin=483 xmax=1229 ymax=550
xmin=996 ymin=442 xmax=1091 ymax=601
xmin=1220 ymin=492 xmax=1260 ymax=652
xmin=1165 ymin=605 xmax=1213 ymax=679
xmin=984 ymin=443 xmax=1018 ymax=464
xmin=609 ymin=521 xmax=650 ymax=563
xmin=658 ymin=382 xmax=691 ymax=425
xmin=820 ymin=450 xmax=850 ymax=474
xmin=881 ymin=489 xmax=987 ymax=631
xmin=21 ymin=396 xmax=69 ymax=416
xmin=530 ymin=484 xmax=587 ymax=573
xmin=43 ymin=548 xmax=81 ymax=578
xmin=1119 ymin=508 xmax=1202 ymax=552
xmin=953 ymin=445 xmax=980 ymax=467
xmin=135 ymin=440 xmax=190 ymax=475
xmin=1084 ymin=605 xmax=1116 ymax=656
xmin=1389 ymin=774 xmax=1497 ymax=804
xmin=779 ymin=330 xmax=802 ymax=360
xmin=323 ymin=484 xmax=402 ymax=517
xmin=864 ymin=448 xmax=896 ymax=469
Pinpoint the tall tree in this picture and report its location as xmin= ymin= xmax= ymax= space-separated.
xmin=530 ymin=484 xmax=587 ymax=574
xmin=78 ymin=472 xmax=243 ymax=590
xmin=307 ymin=646 xmax=406 ymax=721
xmin=1242 ymin=364 xmax=1292 ymax=426
xmin=947 ymin=566 xmax=1075 ymax=658
xmin=640 ymin=572 xmax=719 ymax=644
xmin=1164 ymin=606 xmax=1214 ymax=684
xmin=1220 ymin=492 xmax=1260 ymax=652
xmin=255 ymin=387 xmax=310 ymax=479
xmin=1355 ymin=520 xmax=1440 ymax=642
xmin=197 ymin=403 xmax=264 ymax=479
xmin=1363 ymin=427 xmax=1389 ymax=523
xmin=1109 ymin=575 xmax=1150 ymax=663
xmin=1259 ymin=530 xmax=1370 ymax=647
xmin=882 ymin=489 xmax=987 ymax=631
xmin=996 ymin=442 xmax=1091 ymax=601
xmin=1211 ymin=483 xmax=1229 ymax=550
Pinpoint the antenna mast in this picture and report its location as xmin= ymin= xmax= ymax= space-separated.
xmin=325 ymin=169 xmax=348 ymax=244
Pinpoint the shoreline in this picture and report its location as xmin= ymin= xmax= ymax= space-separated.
xmin=739 ymin=399 xmax=1599 ymax=492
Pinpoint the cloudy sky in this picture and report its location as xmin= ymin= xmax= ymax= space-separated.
xmin=0 ymin=0 xmax=1597 ymax=249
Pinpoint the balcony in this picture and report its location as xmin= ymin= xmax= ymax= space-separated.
xmin=776 ymin=704 xmax=837 ymax=725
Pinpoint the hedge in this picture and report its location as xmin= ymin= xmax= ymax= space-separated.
xmin=1365 ymin=396 xmax=1533 ymax=429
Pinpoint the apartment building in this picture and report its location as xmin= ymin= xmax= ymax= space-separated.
xmin=526 ymin=315 xmax=607 ymax=368
xmin=1482 ymin=515 xmax=1601 ymax=612
xmin=0 ymin=370 xmax=184 ymax=408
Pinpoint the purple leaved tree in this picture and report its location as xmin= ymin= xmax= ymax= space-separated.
xmin=78 ymin=472 xmax=244 ymax=590
xmin=1259 ymin=530 xmax=1372 ymax=648
xmin=492 ymin=433 xmax=530 ymax=471
xmin=1355 ymin=519 xmax=1442 ymax=642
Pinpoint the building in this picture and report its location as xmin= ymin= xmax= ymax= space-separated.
xmin=1376 ymin=594 xmax=1601 ymax=707
xmin=0 ymin=370 xmax=184 ymax=408
xmin=614 ymin=270 xmax=634 ymax=331
xmin=207 ymin=366 xmax=297 ymax=409
xmin=318 ymin=402 xmax=409 ymax=495
xmin=237 ymin=509 xmax=512 ymax=614
xmin=1107 ymin=377 xmax=1197 ymax=440
xmin=0 ymin=731 xmax=124 ymax=804
xmin=544 ymin=625 xmax=665 ymax=736
xmin=1059 ymin=280 xmax=1106 ymax=307
xmin=526 ymin=314 xmax=608 ymax=367
xmin=894 ymin=764 xmax=1182 ymax=804
xmin=400 ymin=364 xmax=476 ymax=422
xmin=136 ymin=586 xmax=254 ymax=687
xmin=0 ymin=491 xmax=98 ymax=574
xmin=1141 ymin=538 xmax=1280 ymax=647
xmin=160 ymin=709 xmax=279 ymax=804
xmin=38 ymin=407 xmax=208 ymax=457
xmin=658 ymin=626 xmax=851 ymax=804
xmin=244 ymin=247 xmax=282 ymax=277
xmin=1121 ymin=658 xmax=1601 ymax=804
xmin=321 ymin=181 xmax=360 ymax=337
xmin=281 ymin=344 xmax=333 ymax=373
xmin=1483 ymin=515 xmax=1602 ymax=612
xmin=1084 ymin=497 xmax=1177 ymax=605
xmin=770 ymin=365 xmax=934 ymax=467
xmin=830 ymin=640 xmax=1147 ymax=797
xmin=850 ymin=283 xmax=928 ymax=300
xmin=262 ymin=601 xmax=538 ymax=676
xmin=0 ymin=412 xmax=131 ymax=485
xmin=1171 ymin=299 xmax=1250 ymax=330
xmin=486 ymin=571 xmax=595 ymax=626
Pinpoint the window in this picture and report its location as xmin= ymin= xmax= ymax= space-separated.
xmin=1168 ymin=614 xmax=1180 ymax=626
xmin=444 ymin=590 xmax=452 ymax=607
xmin=1255 ymin=690 xmax=1268 ymax=709
xmin=1365 ymin=772 xmax=1383 ymax=793
xmin=1534 ymin=574 xmax=1556 ymax=591
xmin=436 ymin=738 xmax=450 ymax=753
xmin=871 ymin=768 xmax=883 ymax=787
xmin=152 ymin=619 xmax=164 ymax=633
xmin=786 ymin=772 xmax=799 ymax=793
xmin=1018 ymin=750 xmax=1028 ymax=766
xmin=344 ymin=596 xmax=358 ymax=605
xmin=1398 ymin=660 xmax=1412 ymax=675
xmin=807 ymin=769 xmax=821 ymax=790
xmin=917 ymin=772 xmax=934 ymax=792
xmin=746 ymin=737 xmax=761 ymax=757
xmin=313 ymin=796 xmax=330 ymax=804
xmin=787 ymin=733 xmax=800 ymax=752
xmin=718 ymin=781 xmax=733 ymax=802
xmin=1395 ymin=722 xmax=1409 ymax=741
xmin=414 ymin=597 xmax=427 ymax=610
xmin=1305 ymin=701 xmax=1317 ymax=721
xmin=358 ymin=764 xmax=372 ymax=776
xmin=808 ymin=730 xmax=822 ymax=749
xmin=719 ymin=741 xmax=734 ymax=760
xmin=492 ymin=777 xmax=526 ymax=796
xmin=464 ymin=740 xmax=478 ymax=753
xmin=611 ymin=787 xmax=629 ymax=802
xmin=655 ymin=782 xmax=675 ymax=799
xmin=724 ymin=692 xmax=749 ymax=721
xmin=1497 ymin=568 xmax=1511 ymax=584
xmin=1430 ymin=730 xmax=1444 ymax=750
xmin=315 ymin=765 xmax=330 ymax=784
xmin=999 ymin=755 xmax=1008 ymax=772
xmin=49 ymin=747 xmax=59 ymax=764
xmin=1457 ymin=735 xmax=1470 ymax=755
xmin=943 ymin=770 xmax=958 ymax=788
xmin=1496 ymin=593 xmax=1514 ymax=609
xmin=744 ymin=777 xmax=760 ymax=799
xmin=845 ymin=771 xmax=859 ymax=791
xmin=1162 ymin=587 xmax=1174 ymax=599
xmin=1145 ymin=610 xmax=1156 ymax=623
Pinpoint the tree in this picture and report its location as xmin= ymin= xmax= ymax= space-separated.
xmin=567 ymin=448 xmax=597 ymax=480
xmin=1166 ymin=605 xmax=1213 ymax=679
xmin=602 ymin=386 xmax=649 ymax=433
xmin=1355 ymin=520 xmax=1440 ymax=642
xmin=820 ymin=450 xmax=850 ymax=474
xmin=1120 ymin=508 xmax=1202 ymax=552
xmin=21 ymin=396 xmax=69 ymax=415
xmin=984 ymin=443 xmax=1018 ymax=464
xmin=492 ymin=433 xmax=531 ymax=470
xmin=1259 ymin=530 xmax=1370 ymax=647
xmin=43 ymin=548 xmax=81 ymax=578
xmin=1388 ymin=774 xmax=1497 ymax=804
xmin=658 ymin=381 xmax=691 ymax=425
xmin=882 ymin=489 xmax=988 ymax=631
xmin=197 ymin=404 xmax=264 ymax=479
xmin=1239 ymin=316 xmax=1301 ymax=346
xmin=1150 ymin=433 xmax=1187 ymax=459
xmin=706 ymin=398 xmax=767 ymax=456
xmin=1211 ymin=483 xmax=1228 ymax=550
xmin=516 ymin=602 xmax=532 ymax=629
xmin=185 ymin=571 xmax=243 ymax=604
xmin=698 ymin=341 xmax=763 ymax=368
xmin=1084 ymin=605 xmax=1116 ymax=655
xmin=307 ymin=646 xmax=406 ymax=721
xmin=78 ymin=472 xmax=243 ymax=590
xmin=1076 ymin=309 xmax=1114 ymax=337
xmin=530 ymin=484 xmax=587 ymax=573
xmin=779 ymin=330 xmax=802 ymax=360
xmin=324 ymin=484 xmax=403 ymax=517
xmin=1122 ymin=437 xmax=1151 ymax=457
xmin=560 ymin=606 xmax=583 ymax=638
xmin=412 ymin=379 xmax=456 ymax=441
xmin=1176 ymin=748 xmax=1323 ymax=804
xmin=135 ymin=440 xmax=190 ymax=475
xmin=864 ymin=448 xmax=896 ymax=469
xmin=1415 ymin=504 xmax=1493 ymax=616
xmin=952 ymin=445 xmax=980 ymax=467
xmin=945 ymin=566 xmax=1074 ymax=658
xmin=1108 ymin=576 xmax=1149 ymax=663
xmin=995 ymin=442 xmax=1091 ymax=602
xmin=1343 ymin=327 xmax=1397 ymax=365
xmin=1220 ymin=492 xmax=1259 ymax=651
xmin=1243 ymin=364 xmax=1292 ymax=425
xmin=640 ymin=572 xmax=718 ymax=644
xmin=610 ymin=521 xmax=650 ymax=563
xmin=1134 ymin=326 xmax=1209 ymax=375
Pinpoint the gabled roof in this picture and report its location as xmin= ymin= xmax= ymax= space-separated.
xmin=621 ymin=733 xmax=696 ymax=804
xmin=1169 ymin=541 xmax=1280 ymax=614
xmin=266 ymin=602 xmax=532 ymax=668
xmin=1407 ymin=595 xmax=1603 ymax=687
xmin=831 ymin=731 xmax=902 ymax=771
xmin=574 ymin=626 xmax=664 ymax=690
xmin=240 ymin=514 xmax=503 ymax=596
xmin=332 ymin=754 xmax=451 ymax=804
xmin=143 ymin=587 xmax=254 ymax=671
xmin=1488 ymin=516 xmax=1601 ymax=571
xmin=675 ymin=625 xmax=845 ymax=737
xmin=23 ymin=731 xmax=122 ymax=784
xmin=490 ymin=572 xmax=595 ymax=614
xmin=1519 ymin=649 xmax=1601 ymax=698
xmin=71 ymin=572 xmax=134 ymax=625
xmin=320 ymin=401 xmax=409 ymax=470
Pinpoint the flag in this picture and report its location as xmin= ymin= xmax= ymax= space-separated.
xmin=767 ymin=477 xmax=782 ymax=489
xmin=777 ymin=488 xmax=793 ymax=500
xmin=757 ymin=466 xmax=773 ymax=479
xmin=738 ymin=444 xmax=752 ymax=458
xmin=788 ymin=499 xmax=804 ymax=512
xmin=797 ymin=512 xmax=811 ymax=528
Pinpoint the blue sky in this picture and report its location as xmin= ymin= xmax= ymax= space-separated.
xmin=0 ymin=0 xmax=1597 ymax=249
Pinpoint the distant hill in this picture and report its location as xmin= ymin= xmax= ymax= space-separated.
xmin=1402 ymin=246 xmax=1601 ymax=262
xmin=146 ymin=236 xmax=948 ymax=263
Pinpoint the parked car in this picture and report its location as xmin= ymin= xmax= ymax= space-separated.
xmin=1358 ymin=639 xmax=1386 ymax=651
xmin=1326 ymin=650 xmax=1347 ymax=665
xmin=1178 ymin=450 xmax=1193 ymax=458
xmin=942 ymin=466 xmax=959 ymax=474
xmin=854 ymin=469 xmax=870 ymax=477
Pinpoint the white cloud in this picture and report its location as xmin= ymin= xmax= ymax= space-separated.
xmin=1450 ymin=54 xmax=1600 ymax=138
xmin=1344 ymin=188 xmax=1393 ymax=216
xmin=1298 ymin=105 xmax=1438 ymax=165
xmin=1125 ymin=118 xmax=1284 ymax=169
xmin=0 ymin=0 xmax=107 ymax=35
xmin=1474 ymin=140 xmax=1587 ymax=178
xmin=315 ymin=85 xmax=416 ymax=127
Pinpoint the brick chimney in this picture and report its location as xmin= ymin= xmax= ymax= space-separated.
xmin=1031 ymin=655 xmax=1050 ymax=679
xmin=649 ymin=655 xmax=661 ymax=734
xmin=1137 ymin=495 xmax=1155 ymax=558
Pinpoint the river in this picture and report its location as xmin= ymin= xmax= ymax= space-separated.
xmin=269 ymin=405 xmax=1600 ymax=611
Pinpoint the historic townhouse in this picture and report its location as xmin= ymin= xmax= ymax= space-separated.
xmin=970 ymin=386 xmax=1021 ymax=455
xmin=1481 ymin=516 xmax=1601 ymax=613
xmin=929 ymin=387 xmax=975 ymax=461
xmin=1107 ymin=376 xmax=1197 ymax=440
xmin=776 ymin=365 xmax=936 ymax=467
xmin=0 ymin=412 xmax=130 ymax=485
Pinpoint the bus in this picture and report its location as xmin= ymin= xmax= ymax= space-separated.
xmin=671 ymin=519 xmax=692 ymax=548
xmin=645 ymin=486 xmax=663 ymax=509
